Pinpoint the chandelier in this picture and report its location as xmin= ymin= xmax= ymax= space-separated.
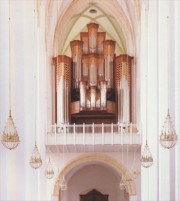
xmin=1 ymin=111 xmax=20 ymax=150
xmin=160 ymin=109 xmax=177 ymax=149
xmin=141 ymin=141 xmax=153 ymax=168
xmin=45 ymin=157 xmax=54 ymax=179
xmin=1 ymin=0 xmax=20 ymax=150
xmin=29 ymin=143 xmax=42 ymax=169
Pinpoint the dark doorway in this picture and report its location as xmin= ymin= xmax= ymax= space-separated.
xmin=80 ymin=189 xmax=108 ymax=201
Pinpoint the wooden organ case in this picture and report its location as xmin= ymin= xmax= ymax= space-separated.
xmin=53 ymin=23 xmax=133 ymax=125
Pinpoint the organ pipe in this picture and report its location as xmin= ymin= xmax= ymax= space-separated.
xmin=90 ymin=87 xmax=96 ymax=109
xmin=70 ymin=40 xmax=83 ymax=88
xmin=89 ymin=55 xmax=98 ymax=87
xmin=100 ymin=81 xmax=107 ymax=109
xmin=119 ymin=75 xmax=130 ymax=123
xmin=103 ymin=40 xmax=115 ymax=89
xmin=80 ymin=81 xmax=86 ymax=109
xmin=87 ymin=23 xmax=99 ymax=53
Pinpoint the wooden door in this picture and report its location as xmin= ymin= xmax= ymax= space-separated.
xmin=80 ymin=189 xmax=108 ymax=201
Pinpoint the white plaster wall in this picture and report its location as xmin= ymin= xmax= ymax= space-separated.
xmin=175 ymin=2 xmax=180 ymax=201
xmin=140 ymin=0 xmax=180 ymax=201
xmin=0 ymin=0 xmax=47 ymax=200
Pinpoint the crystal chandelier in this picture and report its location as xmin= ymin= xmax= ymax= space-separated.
xmin=1 ymin=0 xmax=20 ymax=150
xmin=141 ymin=141 xmax=153 ymax=168
xmin=45 ymin=157 xmax=54 ymax=179
xmin=1 ymin=111 xmax=20 ymax=150
xmin=29 ymin=143 xmax=42 ymax=169
xmin=160 ymin=109 xmax=177 ymax=149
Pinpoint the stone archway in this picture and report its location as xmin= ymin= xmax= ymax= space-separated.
xmin=52 ymin=153 xmax=136 ymax=199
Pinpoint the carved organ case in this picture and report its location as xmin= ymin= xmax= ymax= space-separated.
xmin=53 ymin=22 xmax=133 ymax=124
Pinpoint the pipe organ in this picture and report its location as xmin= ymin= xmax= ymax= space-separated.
xmin=53 ymin=23 xmax=133 ymax=124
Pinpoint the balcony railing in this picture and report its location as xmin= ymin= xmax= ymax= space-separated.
xmin=46 ymin=123 xmax=141 ymax=148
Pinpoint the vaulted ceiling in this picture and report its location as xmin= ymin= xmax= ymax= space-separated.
xmin=45 ymin=0 xmax=142 ymax=57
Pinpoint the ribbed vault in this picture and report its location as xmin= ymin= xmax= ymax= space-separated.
xmin=45 ymin=0 xmax=142 ymax=57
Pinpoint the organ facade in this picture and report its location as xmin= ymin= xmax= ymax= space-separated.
xmin=53 ymin=22 xmax=133 ymax=125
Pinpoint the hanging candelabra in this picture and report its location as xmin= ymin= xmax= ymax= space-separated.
xmin=45 ymin=157 xmax=54 ymax=179
xmin=29 ymin=4 xmax=42 ymax=169
xmin=141 ymin=8 xmax=153 ymax=168
xmin=141 ymin=140 xmax=153 ymax=168
xmin=160 ymin=16 xmax=177 ymax=149
xmin=1 ymin=0 xmax=20 ymax=150
xmin=29 ymin=77 xmax=42 ymax=169
xmin=29 ymin=142 xmax=42 ymax=169
xmin=160 ymin=109 xmax=177 ymax=149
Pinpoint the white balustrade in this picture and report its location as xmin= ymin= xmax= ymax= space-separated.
xmin=46 ymin=123 xmax=141 ymax=148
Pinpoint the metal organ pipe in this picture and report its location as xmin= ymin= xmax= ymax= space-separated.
xmin=103 ymin=40 xmax=115 ymax=89
xmin=100 ymin=81 xmax=107 ymax=109
xmin=57 ymin=77 xmax=69 ymax=124
xmin=73 ymin=54 xmax=82 ymax=88
xmin=119 ymin=75 xmax=130 ymax=123
xmin=70 ymin=40 xmax=83 ymax=89
xmin=57 ymin=76 xmax=65 ymax=124
xmin=89 ymin=55 xmax=98 ymax=87
xmin=73 ymin=55 xmax=78 ymax=88
xmin=87 ymin=23 xmax=99 ymax=53
xmin=90 ymin=87 xmax=96 ymax=109
xmin=98 ymin=58 xmax=104 ymax=78
xmin=89 ymin=62 xmax=97 ymax=86
xmin=80 ymin=81 xmax=86 ymax=109
xmin=105 ymin=55 xmax=112 ymax=88
xmin=64 ymin=81 xmax=69 ymax=124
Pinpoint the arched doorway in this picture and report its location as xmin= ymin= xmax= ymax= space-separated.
xmin=52 ymin=153 xmax=136 ymax=201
